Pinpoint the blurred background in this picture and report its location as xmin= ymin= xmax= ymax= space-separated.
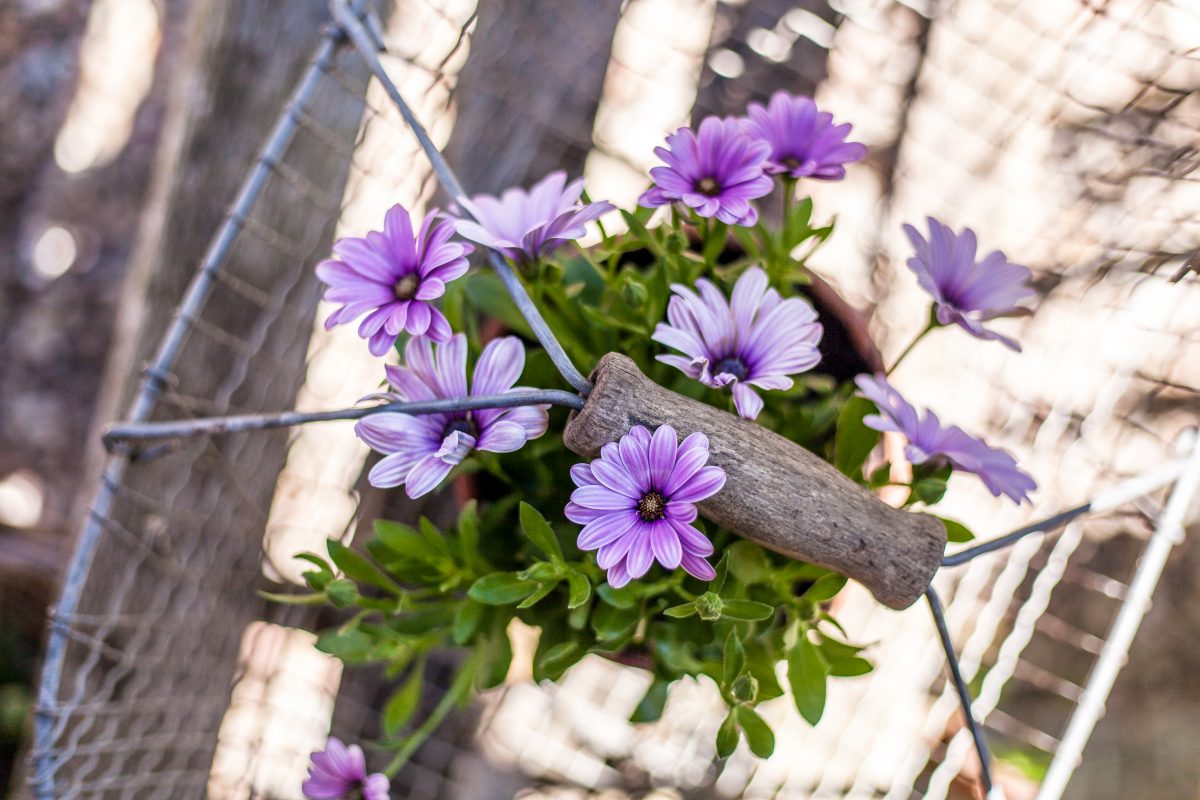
xmin=2 ymin=0 xmax=1199 ymax=798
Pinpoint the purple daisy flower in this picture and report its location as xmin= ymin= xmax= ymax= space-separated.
xmin=743 ymin=92 xmax=868 ymax=181
xmin=355 ymin=334 xmax=549 ymax=498
xmin=903 ymin=217 xmax=1036 ymax=351
xmin=302 ymin=737 xmax=389 ymax=800
xmin=638 ymin=116 xmax=774 ymax=226
xmin=566 ymin=425 xmax=726 ymax=588
xmin=652 ymin=266 xmax=823 ymax=420
xmin=316 ymin=204 xmax=472 ymax=357
xmin=453 ymin=171 xmax=614 ymax=264
xmin=855 ymin=374 xmax=1036 ymax=504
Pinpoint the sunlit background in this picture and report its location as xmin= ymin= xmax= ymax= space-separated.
xmin=5 ymin=0 xmax=1200 ymax=798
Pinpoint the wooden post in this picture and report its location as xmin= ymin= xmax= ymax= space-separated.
xmin=563 ymin=353 xmax=945 ymax=610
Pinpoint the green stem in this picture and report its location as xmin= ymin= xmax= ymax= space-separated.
xmin=782 ymin=177 xmax=795 ymax=229
xmin=888 ymin=319 xmax=936 ymax=374
xmin=383 ymin=650 xmax=482 ymax=776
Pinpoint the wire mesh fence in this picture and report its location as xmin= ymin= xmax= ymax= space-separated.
xmin=31 ymin=0 xmax=1200 ymax=798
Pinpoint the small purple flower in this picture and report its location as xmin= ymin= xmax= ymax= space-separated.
xmin=566 ymin=425 xmax=726 ymax=588
xmin=316 ymin=204 xmax=472 ymax=357
xmin=453 ymin=171 xmax=614 ymax=264
xmin=355 ymin=334 xmax=549 ymax=498
xmin=855 ymin=374 xmax=1036 ymax=504
xmin=302 ymin=737 xmax=389 ymax=800
xmin=638 ymin=116 xmax=774 ymax=226
xmin=903 ymin=217 xmax=1036 ymax=351
xmin=743 ymin=92 xmax=867 ymax=181
xmin=653 ymin=266 xmax=823 ymax=420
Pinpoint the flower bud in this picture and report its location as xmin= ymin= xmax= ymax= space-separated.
xmin=731 ymin=674 xmax=759 ymax=703
xmin=696 ymin=591 xmax=724 ymax=621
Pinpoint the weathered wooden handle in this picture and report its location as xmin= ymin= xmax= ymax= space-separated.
xmin=563 ymin=353 xmax=945 ymax=609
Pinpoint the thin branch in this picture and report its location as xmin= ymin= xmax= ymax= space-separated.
xmin=102 ymin=389 xmax=584 ymax=449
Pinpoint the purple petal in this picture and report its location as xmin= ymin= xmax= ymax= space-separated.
xmin=680 ymin=551 xmax=717 ymax=582
xmin=731 ymin=382 xmax=763 ymax=419
xmin=571 ymin=485 xmax=635 ymax=511
xmin=475 ymin=420 xmax=528 ymax=453
xmin=577 ymin=510 xmax=640 ymax=550
xmin=669 ymin=465 xmax=726 ymax=504
xmin=403 ymin=453 xmax=455 ymax=498
xmin=650 ymin=523 xmax=682 ymax=569
xmin=647 ymin=424 xmax=678 ymax=490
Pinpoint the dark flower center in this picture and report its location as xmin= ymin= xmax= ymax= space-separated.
xmin=781 ymin=155 xmax=803 ymax=170
xmin=443 ymin=417 xmax=476 ymax=440
xmin=697 ymin=177 xmax=721 ymax=196
xmin=637 ymin=491 xmax=666 ymax=521
xmin=713 ymin=356 xmax=748 ymax=380
xmin=394 ymin=273 xmax=420 ymax=300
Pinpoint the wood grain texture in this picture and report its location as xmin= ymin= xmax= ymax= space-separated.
xmin=563 ymin=353 xmax=946 ymax=609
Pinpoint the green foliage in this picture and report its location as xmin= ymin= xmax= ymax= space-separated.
xmin=274 ymin=186 xmax=969 ymax=770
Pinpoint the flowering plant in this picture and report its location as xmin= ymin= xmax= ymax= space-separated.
xmin=280 ymin=93 xmax=1036 ymax=792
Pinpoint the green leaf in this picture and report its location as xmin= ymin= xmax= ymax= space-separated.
xmin=592 ymin=601 xmax=638 ymax=643
xmin=295 ymin=552 xmax=333 ymax=572
xmin=418 ymin=517 xmax=452 ymax=557
xmin=324 ymin=578 xmax=358 ymax=608
xmin=314 ymin=628 xmax=373 ymax=662
xmin=518 ymin=562 xmax=561 ymax=582
xmin=663 ymin=602 xmax=698 ymax=619
xmin=516 ymin=580 xmax=559 ymax=609
xmin=720 ymin=599 xmax=775 ymax=622
xmin=834 ymin=396 xmax=881 ymax=478
xmin=457 ymin=500 xmax=481 ymax=562
xmin=477 ymin=617 xmax=513 ymax=690
xmin=464 ymin=272 xmax=534 ymax=338
xmin=817 ymin=636 xmax=873 ymax=677
xmin=384 ymin=661 xmax=425 ymax=735
xmin=783 ymin=196 xmax=814 ymax=249
xmin=301 ymin=569 xmax=331 ymax=592
xmin=519 ymin=502 xmax=564 ymax=563
xmin=327 ymin=540 xmax=402 ymax=596
xmin=468 ymin=572 xmax=537 ymax=605
xmin=804 ymin=573 xmax=847 ymax=604
xmin=936 ymin=515 xmax=975 ymax=543
xmin=787 ymin=634 xmax=829 ymax=725
xmin=716 ymin=709 xmax=739 ymax=758
xmin=912 ymin=476 xmax=949 ymax=505
xmin=735 ymin=706 xmax=776 ymax=758
xmin=452 ymin=599 xmax=484 ymax=645
xmin=596 ymin=582 xmax=639 ymax=609
xmin=566 ymin=572 xmax=591 ymax=609
xmin=723 ymin=631 xmax=746 ymax=686
xmin=711 ymin=551 xmax=731 ymax=594
xmin=534 ymin=641 xmax=582 ymax=683
xmin=373 ymin=520 xmax=443 ymax=565
xmin=727 ymin=541 xmax=771 ymax=585
xmin=630 ymin=679 xmax=670 ymax=723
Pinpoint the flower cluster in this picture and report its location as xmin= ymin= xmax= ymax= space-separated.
xmin=295 ymin=84 xmax=1047 ymax=786
xmin=640 ymin=93 xmax=866 ymax=226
